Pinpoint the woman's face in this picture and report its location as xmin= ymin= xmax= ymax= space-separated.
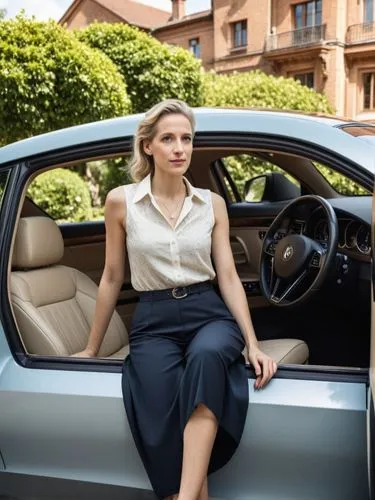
xmin=143 ymin=113 xmax=193 ymax=177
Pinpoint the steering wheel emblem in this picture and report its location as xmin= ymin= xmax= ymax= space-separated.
xmin=283 ymin=245 xmax=294 ymax=261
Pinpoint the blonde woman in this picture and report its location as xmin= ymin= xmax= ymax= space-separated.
xmin=73 ymin=99 xmax=277 ymax=500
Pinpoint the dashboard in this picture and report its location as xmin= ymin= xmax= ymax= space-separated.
xmin=274 ymin=215 xmax=372 ymax=261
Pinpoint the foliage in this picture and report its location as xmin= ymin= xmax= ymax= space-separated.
xmin=91 ymin=157 xmax=131 ymax=201
xmin=0 ymin=15 xmax=131 ymax=145
xmin=222 ymin=154 xmax=369 ymax=200
xmin=76 ymin=157 xmax=132 ymax=211
xmin=313 ymin=163 xmax=370 ymax=195
xmin=27 ymin=168 xmax=92 ymax=222
xmin=76 ymin=22 xmax=203 ymax=113
xmin=0 ymin=170 xmax=8 ymax=201
xmin=207 ymin=69 xmax=366 ymax=197
xmin=223 ymin=154 xmax=299 ymax=199
xmin=202 ymin=69 xmax=335 ymax=113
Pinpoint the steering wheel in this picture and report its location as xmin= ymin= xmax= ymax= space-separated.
xmin=259 ymin=195 xmax=338 ymax=308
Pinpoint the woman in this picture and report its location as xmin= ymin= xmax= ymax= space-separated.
xmin=73 ymin=99 xmax=277 ymax=500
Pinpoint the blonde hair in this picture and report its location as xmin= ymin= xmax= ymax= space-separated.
xmin=128 ymin=99 xmax=196 ymax=183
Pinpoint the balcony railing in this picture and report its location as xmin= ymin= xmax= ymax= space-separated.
xmin=346 ymin=22 xmax=375 ymax=44
xmin=265 ymin=24 xmax=327 ymax=52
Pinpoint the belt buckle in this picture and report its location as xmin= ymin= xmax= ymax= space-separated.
xmin=172 ymin=286 xmax=188 ymax=299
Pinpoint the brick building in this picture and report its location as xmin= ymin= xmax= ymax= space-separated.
xmin=60 ymin=0 xmax=375 ymax=121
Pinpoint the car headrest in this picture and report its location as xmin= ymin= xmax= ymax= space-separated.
xmin=12 ymin=217 xmax=64 ymax=269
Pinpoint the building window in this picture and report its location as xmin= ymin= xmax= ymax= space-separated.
xmin=294 ymin=0 xmax=322 ymax=28
xmin=294 ymin=72 xmax=315 ymax=89
xmin=232 ymin=20 xmax=247 ymax=48
xmin=189 ymin=38 xmax=200 ymax=59
xmin=363 ymin=72 xmax=375 ymax=109
xmin=364 ymin=0 xmax=374 ymax=23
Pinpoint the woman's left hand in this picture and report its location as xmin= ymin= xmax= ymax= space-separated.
xmin=247 ymin=345 xmax=278 ymax=390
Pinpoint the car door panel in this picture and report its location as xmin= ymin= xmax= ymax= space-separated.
xmin=0 ymin=358 xmax=149 ymax=492
xmin=369 ymin=180 xmax=375 ymax=498
xmin=0 ymin=355 xmax=368 ymax=499
xmin=59 ymin=221 xmax=136 ymax=331
xmin=210 ymin=378 xmax=368 ymax=500
xmin=62 ymin=239 xmax=105 ymax=285
xmin=230 ymin=227 xmax=270 ymax=309
xmin=230 ymin=226 xmax=266 ymax=279
xmin=228 ymin=206 xmax=283 ymax=309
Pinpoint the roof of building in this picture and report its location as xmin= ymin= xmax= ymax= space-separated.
xmin=152 ymin=9 xmax=212 ymax=32
xmin=60 ymin=0 xmax=171 ymax=30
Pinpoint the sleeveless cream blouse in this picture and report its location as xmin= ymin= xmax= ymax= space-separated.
xmin=124 ymin=173 xmax=216 ymax=292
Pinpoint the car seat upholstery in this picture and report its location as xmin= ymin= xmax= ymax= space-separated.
xmin=10 ymin=217 xmax=309 ymax=364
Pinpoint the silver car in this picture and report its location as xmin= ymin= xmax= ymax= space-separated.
xmin=0 ymin=108 xmax=374 ymax=500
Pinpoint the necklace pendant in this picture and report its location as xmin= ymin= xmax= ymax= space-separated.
xmin=170 ymin=215 xmax=175 ymax=219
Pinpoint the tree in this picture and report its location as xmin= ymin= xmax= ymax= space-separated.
xmin=0 ymin=8 xmax=7 ymax=20
xmin=202 ymin=69 xmax=334 ymax=113
xmin=0 ymin=15 xmax=131 ymax=146
xmin=76 ymin=22 xmax=203 ymax=113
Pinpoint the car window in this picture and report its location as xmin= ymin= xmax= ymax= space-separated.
xmin=26 ymin=156 xmax=131 ymax=224
xmin=340 ymin=125 xmax=375 ymax=138
xmin=339 ymin=125 xmax=375 ymax=167
xmin=0 ymin=169 xmax=10 ymax=210
xmin=312 ymin=161 xmax=371 ymax=196
xmin=221 ymin=154 xmax=300 ymax=202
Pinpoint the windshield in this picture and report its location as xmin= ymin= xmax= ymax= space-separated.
xmin=340 ymin=125 xmax=375 ymax=146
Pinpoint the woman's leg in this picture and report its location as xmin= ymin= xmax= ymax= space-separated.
xmin=177 ymin=318 xmax=246 ymax=500
xmin=178 ymin=405 xmax=217 ymax=500
xmin=198 ymin=477 xmax=208 ymax=500
xmin=123 ymin=336 xmax=185 ymax=498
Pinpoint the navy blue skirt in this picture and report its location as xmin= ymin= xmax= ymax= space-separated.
xmin=121 ymin=282 xmax=249 ymax=499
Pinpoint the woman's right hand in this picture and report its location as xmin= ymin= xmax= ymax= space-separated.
xmin=71 ymin=348 xmax=96 ymax=358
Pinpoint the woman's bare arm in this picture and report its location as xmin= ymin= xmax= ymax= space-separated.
xmin=211 ymin=192 xmax=277 ymax=388
xmin=72 ymin=186 xmax=127 ymax=357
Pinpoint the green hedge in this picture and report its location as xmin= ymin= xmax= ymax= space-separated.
xmin=0 ymin=15 xmax=131 ymax=146
xmin=76 ymin=22 xmax=203 ymax=113
xmin=27 ymin=168 xmax=92 ymax=222
xmin=203 ymin=69 xmax=334 ymax=113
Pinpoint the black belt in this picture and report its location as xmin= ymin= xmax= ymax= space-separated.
xmin=138 ymin=280 xmax=213 ymax=302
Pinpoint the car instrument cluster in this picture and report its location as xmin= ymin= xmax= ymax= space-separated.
xmin=260 ymin=216 xmax=371 ymax=259
xmin=312 ymin=218 xmax=371 ymax=256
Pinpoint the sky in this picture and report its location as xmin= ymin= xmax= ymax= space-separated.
xmin=0 ymin=0 xmax=211 ymax=21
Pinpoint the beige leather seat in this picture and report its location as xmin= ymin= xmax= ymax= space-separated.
xmin=10 ymin=217 xmax=309 ymax=364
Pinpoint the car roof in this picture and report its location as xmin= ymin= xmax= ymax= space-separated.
xmin=0 ymin=107 xmax=373 ymax=173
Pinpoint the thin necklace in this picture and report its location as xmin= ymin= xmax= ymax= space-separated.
xmin=154 ymin=185 xmax=186 ymax=220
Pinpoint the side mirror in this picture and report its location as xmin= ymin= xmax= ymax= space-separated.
xmin=244 ymin=175 xmax=267 ymax=202
xmin=244 ymin=172 xmax=300 ymax=202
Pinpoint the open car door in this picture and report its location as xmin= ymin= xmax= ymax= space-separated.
xmin=370 ymin=179 xmax=375 ymax=499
